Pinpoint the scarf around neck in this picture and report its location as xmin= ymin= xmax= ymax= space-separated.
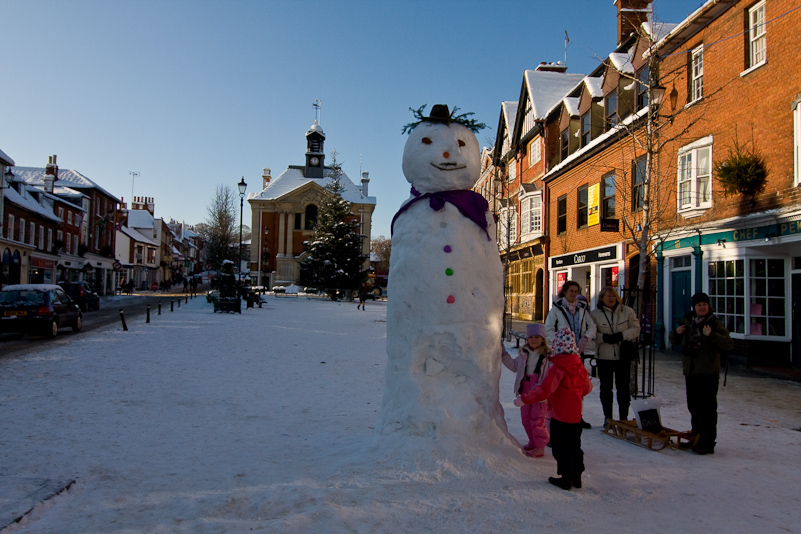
xmin=391 ymin=186 xmax=491 ymax=240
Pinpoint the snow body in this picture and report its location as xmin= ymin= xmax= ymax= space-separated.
xmin=379 ymin=117 xmax=517 ymax=454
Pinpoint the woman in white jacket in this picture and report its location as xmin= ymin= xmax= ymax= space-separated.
xmin=590 ymin=286 xmax=640 ymax=424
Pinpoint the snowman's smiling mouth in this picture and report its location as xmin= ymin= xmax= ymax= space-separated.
xmin=431 ymin=162 xmax=466 ymax=171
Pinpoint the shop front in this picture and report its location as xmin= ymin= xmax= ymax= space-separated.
xmin=1 ymin=239 xmax=33 ymax=288
xmin=549 ymin=244 xmax=626 ymax=306
xmin=658 ymin=217 xmax=801 ymax=367
xmin=28 ymin=253 xmax=57 ymax=284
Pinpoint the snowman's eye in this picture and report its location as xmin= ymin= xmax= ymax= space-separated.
xmin=458 ymin=139 xmax=466 ymax=147
xmin=422 ymin=137 xmax=432 ymax=145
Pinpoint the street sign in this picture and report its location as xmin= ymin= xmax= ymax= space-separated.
xmin=112 ymin=260 xmax=122 ymax=271
xmin=205 ymin=262 xmax=213 ymax=271
xmin=600 ymin=219 xmax=620 ymax=232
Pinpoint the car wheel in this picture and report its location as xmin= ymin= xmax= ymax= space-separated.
xmin=46 ymin=318 xmax=58 ymax=339
xmin=72 ymin=315 xmax=82 ymax=332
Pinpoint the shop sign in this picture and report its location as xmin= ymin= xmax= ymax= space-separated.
xmin=550 ymin=245 xmax=617 ymax=268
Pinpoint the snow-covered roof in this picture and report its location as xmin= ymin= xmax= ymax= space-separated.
xmin=2 ymin=183 xmax=61 ymax=223
xmin=120 ymin=225 xmax=159 ymax=246
xmin=307 ymin=121 xmax=325 ymax=136
xmin=608 ymin=52 xmax=634 ymax=74
xmin=249 ymin=167 xmax=376 ymax=205
xmin=642 ymin=21 xmax=679 ymax=43
xmin=562 ymin=97 xmax=580 ymax=117
xmin=501 ymin=102 xmax=518 ymax=136
xmin=13 ymin=166 xmax=121 ymax=202
xmin=583 ymin=77 xmax=604 ymax=98
xmin=128 ymin=209 xmax=154 ymax=229
xmin=0 ymin=148 xmax=14 ymax=166
xmin=523 ymin=70 xmax=586 ymax=120
xmin=26 ymin=184 xmax=83 ymax=212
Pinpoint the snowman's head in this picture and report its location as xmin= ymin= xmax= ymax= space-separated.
xmin=402 ymin=120 xmax=480 ymax=193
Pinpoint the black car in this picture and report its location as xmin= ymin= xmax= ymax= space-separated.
xmin=0 ymin=284 xmax=82 ymax=338
xmin=58 ymin=281 xmax=100 ymax=311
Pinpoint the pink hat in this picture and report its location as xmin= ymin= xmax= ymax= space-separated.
xmin=551 ymin=327 xmax=579 ymax=355
xmin=526 ymin=323 xmax=546 ymax=339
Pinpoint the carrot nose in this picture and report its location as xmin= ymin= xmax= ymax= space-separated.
xmin=443 ymin=151 xmax=450 ymax=158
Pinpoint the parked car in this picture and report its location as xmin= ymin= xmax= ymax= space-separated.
xmin=58 ymin=281 xmax=100 ymax=311
xmin=0 ymin=284 xmax=82 ymax=338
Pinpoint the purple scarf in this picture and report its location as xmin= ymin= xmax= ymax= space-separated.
xmin=391 ymin=186 xmax=491 ymax=241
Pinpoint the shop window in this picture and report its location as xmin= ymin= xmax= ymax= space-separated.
xmin=602 ymin=174 xmax=616 ymax=218
xmin=577 ymin=185 xmax=589 ymax=229
xmin=557 ymin=195 xmax=567 ymax=235
xmin=749 ymin=258 xmax=785 ymax=336
xmin=708 ymin=259 xmax=745 ymax=334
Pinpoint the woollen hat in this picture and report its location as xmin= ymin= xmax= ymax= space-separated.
xmin=691 ymin=292 xmax=710 ymax=307
xmin=551 ymin=327 xmax=579 ymax=355
xmin=526 ymin=323 xmax=546 ymax=339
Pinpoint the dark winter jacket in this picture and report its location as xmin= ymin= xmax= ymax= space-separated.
xmin=669 ymin=311 xmax=733 ymax=378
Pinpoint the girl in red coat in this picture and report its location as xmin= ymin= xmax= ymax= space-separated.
xmin=515 ymin=327 xmax=593 ymax=490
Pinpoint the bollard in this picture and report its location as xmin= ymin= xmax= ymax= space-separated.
xmin=119 ymin=309 xmax=128 ymax=331
xmin=171 ymin=300 xmax=174 ymax=312
xmin=178 ymin=298 xmax=181 ymax=308
xmin=158 ymin=302 xmax=162 ymax=315
xmin=146 ymin=304 xmax=150 ymax=323
xmin=185 ymin=295 xmax=188 ymax=304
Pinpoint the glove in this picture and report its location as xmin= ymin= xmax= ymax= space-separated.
xmin=577 ymin=337 xmax=588 ymax=353
xmin=613 ymin=332 xmax=624 ymax=344
xmin=514 ymin=398 xmax=525 ymax=407
xmin=602 ymin=333 xmax=615 ymax=344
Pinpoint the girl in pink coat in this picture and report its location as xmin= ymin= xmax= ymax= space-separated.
xmin=516 ymin=327 xmax=593 ymax=490
xmin=502 ymin=323 xmax=552 ymax=458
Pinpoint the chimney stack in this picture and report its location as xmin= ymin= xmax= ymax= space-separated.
xmin=361 ymin=172 xmax=369 ymax=197
xmin=262 ymin=168 xmax=271 ymax=189
xmin=535 ymin=62 xmax=568 ymax=73
xmin=616 ymin=0 xmax=652 ymax=45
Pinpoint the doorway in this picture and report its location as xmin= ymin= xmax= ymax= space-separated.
xmin=793 ymin=274 xmax=801 ymax=368
xmin=671 ymin=270 xmax=692 ymax=349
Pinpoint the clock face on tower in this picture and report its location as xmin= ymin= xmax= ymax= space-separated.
xmin=310 ymin=157 xmax=320 ymax=166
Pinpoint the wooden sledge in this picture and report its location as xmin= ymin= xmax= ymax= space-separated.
xmin=602 ymin=418 xmax=698 ymax=451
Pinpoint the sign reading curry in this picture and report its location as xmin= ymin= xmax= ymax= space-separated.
xmin=550 ymin=245 xmax=617 ymax=268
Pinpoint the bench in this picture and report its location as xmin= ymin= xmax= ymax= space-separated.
xmin=213 ymin=298 xmax=241 ymax=313
xmin=508 ymin=330 xmax=527 ymax=348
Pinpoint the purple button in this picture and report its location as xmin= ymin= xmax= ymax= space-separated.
xmin=444 ymin=245 xmax=452 ymax=253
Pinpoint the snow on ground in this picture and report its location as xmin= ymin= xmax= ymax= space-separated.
xmin=1 ymin=296 xmax=800 ymax=533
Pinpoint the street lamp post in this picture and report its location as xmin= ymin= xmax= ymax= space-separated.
xmin=237 ymin=177 xmax=247 ymax=310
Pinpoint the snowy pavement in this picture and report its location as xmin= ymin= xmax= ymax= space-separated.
xmin=1 ymin=296 xmax=800 ymax=533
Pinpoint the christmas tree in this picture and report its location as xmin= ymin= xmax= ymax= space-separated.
xmin=299 ymin=155 xmax=367 ymax=300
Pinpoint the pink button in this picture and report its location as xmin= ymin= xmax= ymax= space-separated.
xmin=446 ymin=295 xmax=455 ymax=304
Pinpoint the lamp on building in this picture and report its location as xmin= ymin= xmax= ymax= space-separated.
xmin=2 ymin=167 xmax=12 ymax=188
xmin=237 ymin=177 xmax=247 ymax=309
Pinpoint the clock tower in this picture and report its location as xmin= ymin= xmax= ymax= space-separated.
xmin=304 ymin=121 xmax=325 ymax=178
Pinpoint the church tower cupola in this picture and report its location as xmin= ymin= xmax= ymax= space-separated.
xmin=305 ymin=121 xmax=325 ymax=178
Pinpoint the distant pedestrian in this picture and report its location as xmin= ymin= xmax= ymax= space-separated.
xmin=669 ymin=292 xmax=733 ymax=455
xmin=357 ymin=282 xmax=368 ymax=310
xmin=183 ymin=278 xmax=188 ymax=293
xmin=516 ymin=327 xmax=592 ymax=490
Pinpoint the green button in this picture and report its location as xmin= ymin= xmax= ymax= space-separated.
xmin=445 ymin=268 xmax=454 ymax=276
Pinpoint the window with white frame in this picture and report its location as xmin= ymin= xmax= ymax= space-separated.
xmin=7 ymin=215 xmax=13 ymax=240
xmin=794 ymin=100 xmax=800 ymax=187
xmin=529 ymin=137 xmax=541 ymax=167
xmin=20 ymin=218 xmax=25 ymax=243
xmin=508 ymin=158 xmax=517 ymax=182
xmin=708 ymin=259 xmax=745 ymax=334
xmin=57 ymin=207 xmax=64 ymax=220
xmin=690 ymin=46 xmax=704 ymax=102
xmin=29 ymin=222 xmax=35 ymax=245
xmin=678 ymin=141 xmax=712 ymax=211
xmin=66 ymin=232 xmax=71 ymax=254
xmin=748 ymin=1 xmax=766 ymax=69
xmin=39 ymin=225 xmax=44 ymax=250
xmin=67 ymin=211 xmax=73 ymax=225
xmin=520 ymin=193 xmax=542 ymax=236
xmin=580 ymin=112 xmax=591 ymax=147
xmin=498 ymin=206 xmax=517 ymax=249
xmin=47 ymin=229 xmax=53 ymax=251
xmin=73 ymin=235 xmax=79 ymax=254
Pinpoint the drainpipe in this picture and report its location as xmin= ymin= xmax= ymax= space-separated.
xmin=654 ymin=241 xmax=665 ymax=350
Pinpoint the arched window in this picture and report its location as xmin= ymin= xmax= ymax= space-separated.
xmin=304 ymin=205 xmax=318 ymax=230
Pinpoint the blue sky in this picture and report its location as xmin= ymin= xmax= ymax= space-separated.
xmin=1 ymin=0 xmax=706 ymax=238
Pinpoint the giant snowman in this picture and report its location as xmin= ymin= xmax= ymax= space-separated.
xmin=379 ymin=105 xmax=519 ymax=456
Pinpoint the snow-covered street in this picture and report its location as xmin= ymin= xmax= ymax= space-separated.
xmin=2 ymin=296 xmax=800 ymax=533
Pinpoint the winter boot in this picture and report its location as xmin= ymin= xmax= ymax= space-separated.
xmin=525 ymin=447 xmax=545 ymax=458
xmin=572 ymin=474 xmax=582 ymax=488
xmin=548 ymin=477 xmax=572 ymax=490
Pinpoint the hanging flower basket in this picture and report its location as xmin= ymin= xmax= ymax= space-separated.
xmin=714 ymin=139 xmax=768 ymax=197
